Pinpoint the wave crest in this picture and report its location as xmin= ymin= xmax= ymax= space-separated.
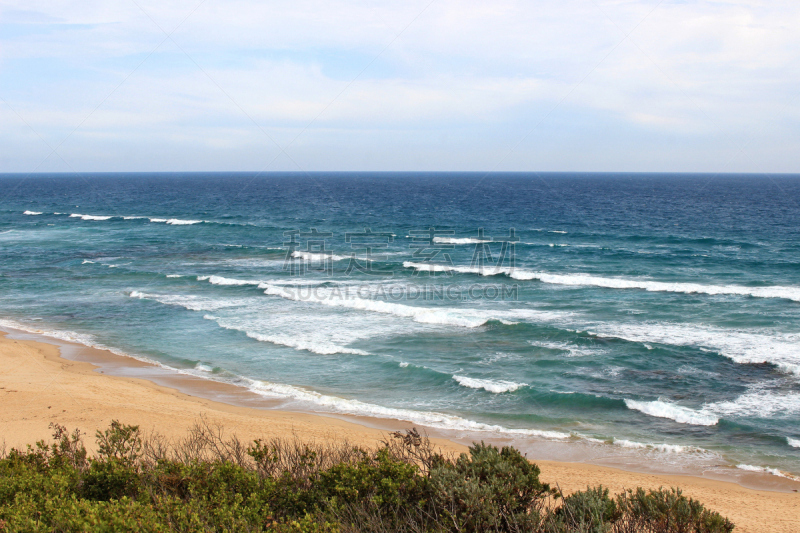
xmin=70 ymin=213 xmax=112 ymax=221
xmin=453 ymin=375 xmax=526 ymax=393
xmin=624 ymin=399 xmax=719 ymax=426
xmin=402 ymin=263 xmax=800 ymax=302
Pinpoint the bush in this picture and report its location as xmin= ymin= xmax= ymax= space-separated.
xmin=428 ymin=442 xmax=553 ymax=531
xmin=0 ymin=421 xmax=736 ymax=532
xmin=551 ymin=486 xmax=619 ymax=533
xmin=614 ymin=487 xmax=734 ymax=533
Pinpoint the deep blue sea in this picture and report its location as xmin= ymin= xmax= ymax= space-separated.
xmin=2 ymin=173 xmax=799 ymax=481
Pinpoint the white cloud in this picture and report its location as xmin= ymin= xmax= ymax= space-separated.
xmin=0 ymin=0 xmax=799 ymax=171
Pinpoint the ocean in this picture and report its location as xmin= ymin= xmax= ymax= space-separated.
xmin=1 ymin=172 xmax=799 ymax=482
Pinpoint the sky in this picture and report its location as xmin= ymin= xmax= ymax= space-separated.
xmin=1 ymin=0 xmax=799 ymax=173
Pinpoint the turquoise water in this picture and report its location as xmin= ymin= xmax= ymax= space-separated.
xmin=1 ymin=172 xmax=799 ymax=479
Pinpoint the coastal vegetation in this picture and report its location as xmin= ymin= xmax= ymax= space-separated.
xmin=0 ymin=421 xmax=734 ymax=532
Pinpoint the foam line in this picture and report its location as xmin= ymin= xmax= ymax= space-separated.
xmin=402 ymin=263 xmax=800 ymax=302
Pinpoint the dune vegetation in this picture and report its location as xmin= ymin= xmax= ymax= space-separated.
xmin=0 ymin=421 xmax=734 ymax=532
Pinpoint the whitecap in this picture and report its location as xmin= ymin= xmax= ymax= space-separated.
xmin=146 ymin=217 xmax=202 ymax=225
xmin=205 ymin=315 xmax=370 ymax=356
xmin=705 ymin=389 xmax=800 ymax=419
xmin=453 ymin=375 xmax=526 ymax=393
xmin=23 ymin=210 xmax=42 ymax=215
xmin=515 ymin=272 xmax=800 ymax=302
xmin=166 ymin=274 xmax=182 ymax=278
xmin=129 ymin=291 xmax=241 ymax=312
xmin=199 ymin=275 xmax=262 ymax=286
xmin=624 ymin=399 xmax=719 ymax=426
xmin=165 ymin=219 xmax=202 ymax=225
xmin=787 ymin=437 xmax=800 ymax=448
xmin=402 ymin=263 xmax=800 ymax=302
xmin=589 ymin=323 xmax=800 ymax=377
xmin=70 ymin=213 xmax=113 ymax=221
xmin=291 ymin=250 xmax=350 ymax=262
xmin=433 ymin=237 xmax=491 ymax=244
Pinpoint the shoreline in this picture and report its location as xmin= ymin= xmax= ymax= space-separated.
xmin=1 ymin=327 xmax=798 ymax=532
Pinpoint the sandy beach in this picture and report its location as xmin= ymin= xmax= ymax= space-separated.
xmin=1 ymin=329 xmax=797 ymax=533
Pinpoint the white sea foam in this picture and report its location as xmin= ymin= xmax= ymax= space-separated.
xmin=129 ymin=291 xmax=241 ymax=312
xmin=246 ymin=379 xmax=571 ymax=440
xmin=258 ymin=282 xmax=564 ymax=329
xmin=612 ymin=439 xmax=702 ymax=454
xmin=549 ymin=230 xmax=568 ymax=234
xmin=399 ymin=362 xmax=409 ymax=368
xmin=453 ymin=375 xmax=526 ymax=393
xmin=402 ymin=263 xmax=800 ymax=302
xmin=787 ymin=437 xmax=800 ymax=448
xmin=81 ymin=260 xmax=95 ymax=264
xmin=198 ymin=275 xmax=262 ymax=286
xmin=704 ymin=389 xmax=800 ymax=419
xmin=291 ymin=251 xmax=350 ymax=262
xmin=736 ymin=464 xmax=800 ymax=482
xmin=526 ymin=340 xmax=601 ymax=358
xmin=525 ymin=273 xmax=800 ymax=302
xmin=23 ymin=210 xmax=42 ymax=215
xmin=588 ymin=322 xmax=800 ymax=376
xmin=146 ymin=217 xmax=202 ymax=225
xmin=166 ymin=274 xmax=182 ymax=278
xmin=166 ymin=218 xmax=202 ymax=225
xmin=198 ymin=274 xmax=372 ymax=289
xmin=70 ymin=213 xmax=113 ymax=221
xmin=624 ymin=399 xmax=719 ymax=426
xmin=194 ymin=363 xmax=214 ymax=373
xmin=204 ymin=315 xmax=370 ymax=356
xmin=433 ymin=237 xmax=491 ymax=244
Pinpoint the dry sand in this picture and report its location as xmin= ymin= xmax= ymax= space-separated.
xmin=1 ymin=330 xmax=797 ymax=532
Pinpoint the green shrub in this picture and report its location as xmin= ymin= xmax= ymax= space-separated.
xmin=0 ymin=422 xmax=736 ymax=533
xmin=614 ymin=487 xmax=734 ymax=533
xmin=427 ymin=442 xmax=553 ymax=532
xmin=81 ymin=458 xmax=141 ymax=501
xmin=552 ymin=486 xmax=619 ymax=533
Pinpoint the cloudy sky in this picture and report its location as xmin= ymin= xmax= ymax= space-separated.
xmin=1 ymin=0 xmax=798 ymax=173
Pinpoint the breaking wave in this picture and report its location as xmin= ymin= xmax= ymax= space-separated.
xmin=452 ymin=375 xmax=527 ymax=393
xmin=624 ymin=399 xmax=719 ymax=426
xmin=402 ymin=263 xmax=800 ymax=302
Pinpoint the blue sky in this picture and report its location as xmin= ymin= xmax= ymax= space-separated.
xmin=1 ymin=0 xmax=798 ymax=172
